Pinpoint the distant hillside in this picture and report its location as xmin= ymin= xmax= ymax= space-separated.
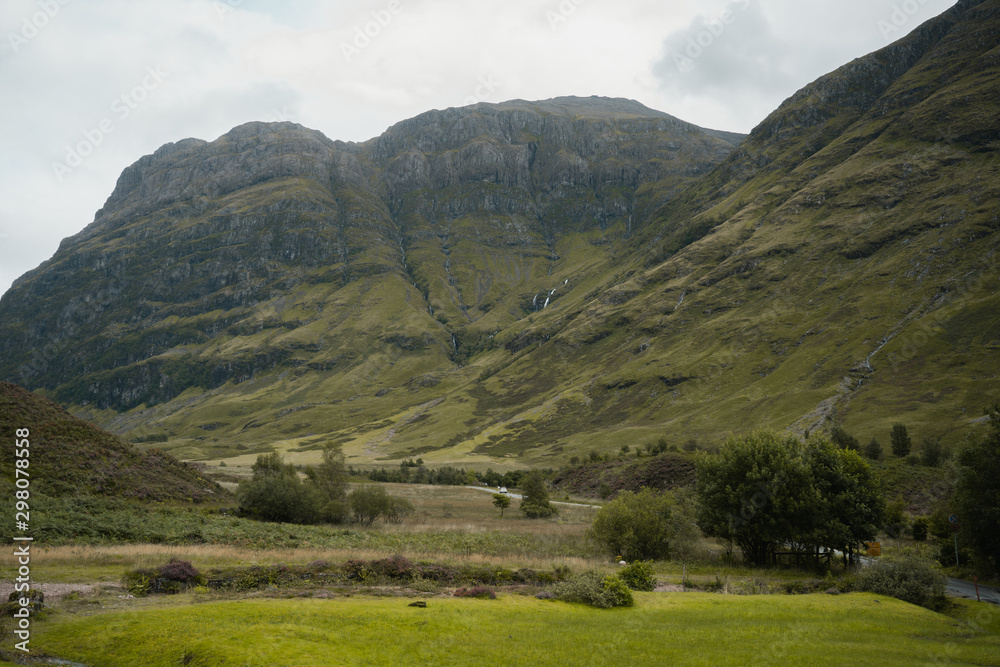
xmin=0 ymin=382 xmax=228 ymax=502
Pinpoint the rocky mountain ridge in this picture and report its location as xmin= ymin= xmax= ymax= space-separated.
xmin=1 ymin=1 xmax=998 ymax=467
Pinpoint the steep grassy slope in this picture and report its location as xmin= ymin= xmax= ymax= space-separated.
xmin=0 ymin=382 xmax=226 ymax=501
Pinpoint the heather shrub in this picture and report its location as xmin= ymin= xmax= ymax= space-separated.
xmin=453 ymin=587 xmax=497 ymax=599
xmin=619 ymin=561 xmax=656 ymax=591
xmin=555 ymin=571 xmax=634 ymax=608
xmin=855 ymin=551 xmax=946 ymax=610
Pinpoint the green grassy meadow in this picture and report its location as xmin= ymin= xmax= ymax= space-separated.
xmin=22 ymin=592 xmax=1000 ymax=666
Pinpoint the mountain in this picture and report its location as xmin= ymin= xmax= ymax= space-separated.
xmin=1 ymin=0 xmax=998 ymax=468
xmin=0 ymin=382 xmax=226 ymax=501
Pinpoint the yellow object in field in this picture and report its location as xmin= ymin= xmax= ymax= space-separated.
xmin=866 ymin=542 xmax=881 ymax=557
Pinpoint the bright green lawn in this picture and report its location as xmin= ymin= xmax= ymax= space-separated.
xmin=29 ymin=592 xmax=1000 ymax=666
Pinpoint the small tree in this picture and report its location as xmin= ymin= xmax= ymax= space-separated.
xmin=890 ymin=423 xmax=912 ymax=457
xmin=865 ymin=437 xmax=883 ymax=460
xmin=349 ymin=485 xmax=393 ymax=526
xmin=519 ymin=471 xmax=558 ymax=518
xmin=305 ymin=443 xmax=350 ymax=524
xmin=238 ymin=452 xmax=321 ymax=524
xmin=921 ymin=436 xmax=944 ymax=467
xmin=589 ymin=487 xmax=695 ymax=562
xmin=831 ymin=426 xmax=860 ymax=451
xmin=492 ymin=493 xmax=511 ymax=517
xmin=953 ymin=405 xmax=1000 ymax=574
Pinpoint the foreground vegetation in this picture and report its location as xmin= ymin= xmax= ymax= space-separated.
xmin=17 ymin=592 xmax=1000 ymax=666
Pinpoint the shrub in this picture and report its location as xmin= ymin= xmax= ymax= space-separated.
xmin=370 ymin=555 xmax=413 ymax=580
xmin=159 ymin=559 xmax=200 ymax=583
xmin=618 ymin=561 xmax=656 ymax=591
xmin=589 ymin=488 xmax=691 ymax=561
xmin=237 ymin=469 xmax=322 ymax=524
xmin=890 ymin=423 xmax=912 ymax=457
xmin=453 ymin=587 xmax=496 ymax=599
xmin=921 ymin=437 xmax=944 ymax=467
xmin=348 ymin=486 xmax=392 ymax=526
xmin=912 ymin=517 xmax=929 ymax=542
xmin=855 ymin=551 xmax=946 ymax=610
xmin=865 ymin=437 xmax=883 ymax=460
xmin=555 ymin=571 xmax=634 ymax=608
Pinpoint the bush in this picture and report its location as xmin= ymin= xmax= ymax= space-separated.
xmin=890 ymin=423 xmax=911 ymax=457
xmin=159 ymin=559 xmax=200 ymax=583
xmin=864 ymin=437 xmax=882 ymax=460
xmin=384 ymin=496 xmax=415 ymax=524
xmin=855 ymin=551 xmax=946 ymax=610
xmin=237 ymin=457 xmax=322 ymax=524
xmin=618 ymin=561 xmax=656 ymax=591
xmin=590 ymin=487 xmax=693 ymax=561
xmin=453 ymin=587 xmax=496 ymax=599
xmin=912 ymin=517 xmax=929 ymax=542
xmin=921 ymin=437 xmax=944 ymax=467
xmin=555 ymin=571 xmax=634 ymax=608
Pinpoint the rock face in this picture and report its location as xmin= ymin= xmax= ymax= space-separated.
xmin=0 ymin=97 xmax=741 ymax=415
xmin=1 ymin=1 xmax=998 ymax=464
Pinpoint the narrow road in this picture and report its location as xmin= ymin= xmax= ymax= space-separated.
xmin=462 ymin=486 xmax=601 ymax=509
xmin=947 ymin=577 xmax=1000 ymax=604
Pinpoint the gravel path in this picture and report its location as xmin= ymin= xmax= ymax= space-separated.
xmin=0 ymin=582 xmax=116 ymax=601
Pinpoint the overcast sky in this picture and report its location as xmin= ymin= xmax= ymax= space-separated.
xmin=0 ymin=0 xmax=957 ymax=298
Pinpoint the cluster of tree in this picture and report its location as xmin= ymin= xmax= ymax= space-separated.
xmin=359 ymin=464 xmax=537 ymax=489
xmin=566 ymin=438 xmax=698 ymax=466
xmin=831 ymin=422 xmax=946 ymax=465
xmin=949 ymin=405 xmax=1000 ymax=574
xmin=696 ymin=430 xmax=885 ymax=567
xmin=490 ymin=470 xmax=558 ymax=519
xmin=236 ymin=445 xmax=412 ymax=526
xmin=365 ymin=464 xmax=473 ymax=486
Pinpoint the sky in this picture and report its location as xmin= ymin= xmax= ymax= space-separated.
xmin=0 ymin=0 xmax=957 ymax=298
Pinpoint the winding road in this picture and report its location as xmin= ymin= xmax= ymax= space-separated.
xmin=462 ymin=486 xmax=601 ymax=509
xmin=947 ymin=577 xmax=1000 ymax=604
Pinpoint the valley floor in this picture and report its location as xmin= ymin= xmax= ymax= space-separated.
xmin=6 ymin=590 xmax=999 ymax=666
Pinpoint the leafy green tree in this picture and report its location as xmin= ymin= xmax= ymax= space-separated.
xmin=305 ymin=443 xmax=350 ymax=523
xmin=890 ymin=423 xmax=912 ymax=457
xmin=830 ymin=426 xmax=860 ymax=451
xmin=697 ymin=430 xmax=816 ymax=567
xmin=805 ymin=438 xmax=885 ymax=563
xmin=492 ymin=493 xmax=511 ymax=517
xmin=237 ymin=453 xmax=321 ymax=524
xmin=952 ymin=405 xmax=1000 ymax=574
xmin=921 ymin=436 xmax=944 ymax=467
xmin=590 ymin=488 xmax=678 ymax=561
xmin=519 ymin=471 xmax=558 ymax=518
xmin=348 ymin=485 xmax=393 ymax=527
xmin=865 ymin=437 xmax=883 ymax=460
xmin=697 ymin=430 xmax=883 ymax=567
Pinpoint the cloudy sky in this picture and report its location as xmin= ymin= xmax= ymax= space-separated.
xmin=0 ymin=0 xmax=956 ymax=297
